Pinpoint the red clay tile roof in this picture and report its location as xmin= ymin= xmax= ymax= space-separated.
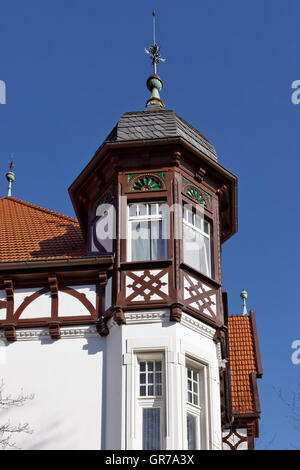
xmin=228 ymin=315 xmax=260 ymax=415
xmin=0 ymin=197 xmax=86 ymax=262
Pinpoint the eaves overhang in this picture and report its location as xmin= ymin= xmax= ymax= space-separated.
xmin=0 ymin=256 xmax=114 ymax=287
xmin=69 ymin=136 xmax=238 ymax=244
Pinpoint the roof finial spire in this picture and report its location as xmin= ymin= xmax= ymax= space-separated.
xmin=145 ymin=10 xmax=165 ymax=109
xmin=240 ymin=290 xmax=248 ymax=316
xmin=6 ymin=155 xmax=16 ymax=197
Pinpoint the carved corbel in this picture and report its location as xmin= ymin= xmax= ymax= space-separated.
xmin=172 ymin=151 xmax=181 ymax=166
xmin=48 ymin=275 xmax=58 ymax=319
xmin=195 ymin=166 xmax=206 ymax=183
xmin=4 ymin=323 xmax=16 ymax=342
xmin=98 ymin=272 xmax=108 ymax=288
xmin=112 ymin=306 xmax=126 ymax=326
xmin=48 ymin=321 xmax=61 ymax=340
xmin=4 ymin=279 xmax=14 ymax=323
xmin=170 ymin=302 xmax=183 ymax=323
xmin=217 ymin=184 xmax=229 ymax=209
xmin=96 ymin=317 xmax=109 ymax=337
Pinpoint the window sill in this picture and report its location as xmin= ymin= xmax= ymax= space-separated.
xmin=120 ymin=259 xmax=172 ymax=271
xmin=180 ymin=262 xmax=221 ymax=288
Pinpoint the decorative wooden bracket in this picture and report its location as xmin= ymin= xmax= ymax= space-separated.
xmin=4 ymin=323 xmax=16 ymax=342
xmin=4 ymin=279 xmax=14 ymax=323
xmin=195 ymin=166 xmax=206 ymax=183
xmin=172 ymin=151 xmax=181 ymax=166
xmin=98 ymin=272 xmax=108 ymax=287
xmin=48 ymin=275 xmax=58 ymax=320
xmin=217 ymin=184 xmax=229 ymax=209
xmin=48 ymin=275 xmax=58 ymax=297
xmin=4 ymin=279 xmax=13 ymax=300
xmin=96 ymin=317 xmax=109 ymax=337
xmin=112 ymin=306 xmax=126 ymax=326
xmin=48 ymin=321 xmax=61 ymax=340
xmin=170 ymin=302 xmax=183 ymax=323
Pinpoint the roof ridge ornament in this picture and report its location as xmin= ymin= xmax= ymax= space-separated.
xmin=145 ymin=10 xmax=165 ymax=109
xmin=240 ymin=290 xmax=248 ymax=316
xmin=6 ymin=155 xmax=16 ymax=197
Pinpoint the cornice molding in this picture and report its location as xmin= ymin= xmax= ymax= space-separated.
xmin=125 ymin=309 xmax=170 ymax=325
xmin=180 ymin=312 xmax=216 ymax=340
xmin=0 ymin=326 xmax=98 ymax=342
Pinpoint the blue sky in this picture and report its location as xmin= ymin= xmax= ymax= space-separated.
xmin=1 ymin=0 xmax=300 ymax=449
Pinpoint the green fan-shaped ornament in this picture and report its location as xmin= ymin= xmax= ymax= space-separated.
xmin=186 ymin=187 xmax=207 ymax=207
xmin=132 ymin=176 xmax=161 ymax=191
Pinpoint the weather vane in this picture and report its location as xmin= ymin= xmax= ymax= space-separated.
xmin=145 ymin=10 xmax=166 ymax=75
xmin=8 ymin=155 xmax=14 ymax=171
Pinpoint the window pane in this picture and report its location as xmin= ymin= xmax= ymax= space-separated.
xmin=148 ymin=385 xmax=154 ymax=396
xmin=129 ymin=204 xmax=138 ymax=217
xmin=150 ymin=220 xmax=167 ymax=260
xmin=195 ymin=213 xmax=202 ymax=230
xmin=140 ymin=362 xmax=146 ymax=372
xmin=150 ymin=203 xmax=158 ymax=215
xmin=187 ymin=413 xmax=197 ymax=450
xmin=156 ymin=384 xmax=162 ymax=396
xmin=147 ymin=362 xmax=154 ymax=371
xmin=148 ymin=373 xmax=154 ymax=384
xmin=199 ymin=237 xmax=211 ymax=277
xmin=183 ymin=224 xmax=211 ymax=276
xmin=143 ymin=408 xmax=161 ymax=450
xmin=158 ymin=203 xmax=165 ymax=215
xmin=155 ymin=373 xmax=162 ymax=384
xmin=204 ymin=220 xmax=209 ymax=235
xmin=140 ymin=386 xmax=146 ymax=396
xmin=140 ymin=374 xmax=146 ymax=384
xmin=131 ymin=221 xmax=150 ymax=261
xmin=155 ymin=361 xmax=162 ymax=371
xmin=183 ymin=225 xmax=201 ymax=271
xmin=139 ymin=203 xmax=148 ymax=216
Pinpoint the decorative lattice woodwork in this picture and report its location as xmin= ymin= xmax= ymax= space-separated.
xmin=125 ymin=269 xmax=169 ymax=303
xmin=183 ymin=272 xmax=217 ymax=318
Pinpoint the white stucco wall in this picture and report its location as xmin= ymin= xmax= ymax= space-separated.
xmin=0 ymin=326 xmax=105 ymax=450
xmin=0 ymin=309 xmax=222 ymax=450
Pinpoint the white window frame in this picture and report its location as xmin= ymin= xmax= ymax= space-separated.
xmin=127 ymin=202 xmax=168 ymax=262
xmin=136 ymin=353 xmax=165 ymax=450
xmin=185 ymin=357 xmax=208 ymax=450
xmin=182 ymin=205 xmax=212 ymax=277
xmin=124 ymin=335 xmax=174 ymax=450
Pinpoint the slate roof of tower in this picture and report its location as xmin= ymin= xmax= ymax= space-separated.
xmin=105 ymin=109 xmax=218 ymax=162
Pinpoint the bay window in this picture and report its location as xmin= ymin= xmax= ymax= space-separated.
xmin=183 ymin=205 xmax=211 ymax=277
xmin=127 ymin=202 xmax=168 ymax=262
